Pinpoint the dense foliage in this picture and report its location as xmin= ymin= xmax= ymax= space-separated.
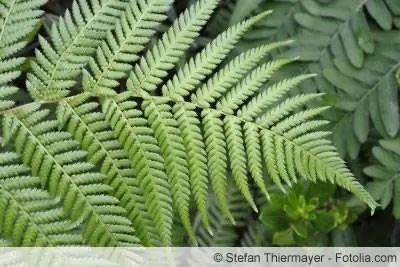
xmin=0 ymin=0 xmax=397 ymax=247
xmin=209 ymin=0 xmax=400 ymax=246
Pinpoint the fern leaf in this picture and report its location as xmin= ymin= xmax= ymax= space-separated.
xmin=243 ymin=122 xmax=269 ymax=199
xmin=172 ymin=102 xmax=211 ymax=235
xmin=27 ymin=0 xmax=130 ymax=101
xmin=2 ymin=105 xmax=140 ymax=246
xmin=58 ymin=95 xmax=160 ymax=246
xmin=0 ymin=2 xmax=380 ymax=246
xmin=0 ymin=0 xmax=45 ymax=110
xmin=257 ymin=94 xmax=327 ymax=128
xmin=102 ymin=94 xmax=173 ymax=245
xmin=0 ymin=152 xmax=84 ymax=246
xmin=83 ymin=0 xmax=171 ymax=95
xmin=238 ymin=74 xmax=317 ymax=120
xmin=192 ymin=41 xmax=293 ymax=107
xmin=254 ymin=92 xmax=379 ymax=210
xmin=216 ymin=58 xmax=295 ymax=114
xmin=161 ymin=11 xmax=272 ymax=100
xmin=127 ymin=0 xmax=218 ymax=93
xmin=224 ymin=116 xmax=257 ymax=211
xmin=141 ymin=97 xmax=196 ymax=245
xmin=245 ymin=0 xmax=400 ymax=158
xmin=202 ymin=110 xmax=234 ymax=224
xmin=0 ymin=0 xmax=44 ymax=58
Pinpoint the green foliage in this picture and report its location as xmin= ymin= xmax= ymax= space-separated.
xmin=0 ymin=0 xmax=377 ymax=247
xmin=261 ymin=182 xmax=358 ymax=246
xmin=216 ymin=0 xmax=400 ymax=160
xmin=364 ymin=137 xmax=400 ymax=219
xmin=0 ymin=0 xmax=45 ymax=110
xmin=27 ymin=0 xmax=132 ymax=101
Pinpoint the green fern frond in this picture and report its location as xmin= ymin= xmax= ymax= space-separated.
xmin=0 ymin=0 xmax=45 ymax=110
xmin=0 ymin=152 xmax=84 ymax=246
xmin=57 ymin=94 xmax=160 ymax=246
xmin=239 ymin=0 xmax=400 ymax=159
xmin=224 ymin=116 xmax=257 ymax=212
xmin=102 ymin=94 xmax=173 ymax=245
xmin=172 ymin=102 xmax=211 ymax=235
xmin=128 ymin=0 xmax=218 ymax=93
xmin=83 ymin=0 xmax=171 ymax=96
xmin=243 ymin=122 xmax=269 ymax=199
xmin=238 ymin=74 xmax=317 ymax=120
xmin=141 ymin=97 xmax=196 ymax=244
xmin=0 ymin=0 xmax=379 ymax=246
xmin=192 ymin=40 xmax=293 ymax=106
xmin=2 ymin=105 xmax=140 ymax=246
xmin=202 ymin=110 xmax=234 ymax=224
xmin=216 ymin=58 xmax=296 ymax=114
xmin=26 ymin=0 xmax=131 ymax=101
xmin=161 ymin=10 xmax=273 ymax=100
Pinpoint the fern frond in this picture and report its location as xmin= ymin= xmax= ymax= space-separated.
xmin=161 ymin=10 xmax=272 ymax=100
xmin=192 ymin=40 xmax=293 ymax=106
xmin=258 ymin=99 xmax=379 ymax=210
xmin=0 ymin=152 xmax=84 ymax=246
xmin=27 ymin=0 xmax=130 ymax=101
xmin=238 ymin=74 xmax=317 ymax=120
xmin=256 ymin=94 xmax=327 ymax=128
xmin=128 ymin=0 xmax=218 ymax=93
xmin=243 ymin=0 xmax=400 ymax=158
xmin=243 ymin=122 xmax=269 ymax=199
xmin=0 ymin=0 xmax=45 ymax=110
xmin=202 ymin=110 xmax=234 ymax=224
xmin=83 ymin=0 xmax=171 ymax=96
xmin=172 ymin=102 xmax=211 ymax=235
xmin=141 ymin=97 xmax=196 ymax=244
xmin=57 ymin=94 xmax=160 ymax=246
xmin=224 ymin=116 xmax=257 ymax=211
xmin=2 ymin=105 xmax=140 ymax=246
xmin=216 ymin=58 xmax=296 ymax=114
xmin=102 ymin=94 xmax=173 ymax=245
xmin=0 ymin=1 xmax=379 ymax=246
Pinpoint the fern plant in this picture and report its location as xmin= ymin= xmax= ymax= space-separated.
xmin=0 ymin=0 xmax=377 ymax=247
xmin=214 ymin=0 xmax=400 ymax=161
